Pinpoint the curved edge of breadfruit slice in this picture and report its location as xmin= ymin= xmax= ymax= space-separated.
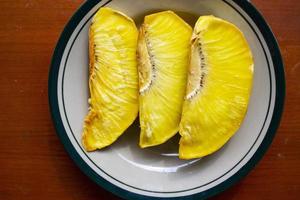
xmin=137 ymin=11 xmax=192 ymax=148
xmin=179 ymin=16 xmax=254 ymax=159
xmin=82 ymin=7 xmax=139 ymax=151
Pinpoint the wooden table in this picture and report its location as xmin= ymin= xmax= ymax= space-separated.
xmin=0 ymin=0 xmax=299 ymax=199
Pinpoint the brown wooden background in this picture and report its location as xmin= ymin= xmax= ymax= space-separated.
xmin=0 ymin=0 xmax=299 ymax=199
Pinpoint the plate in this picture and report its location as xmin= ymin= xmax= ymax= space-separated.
xmin=48 ymin=0 xmax=285 ymax=199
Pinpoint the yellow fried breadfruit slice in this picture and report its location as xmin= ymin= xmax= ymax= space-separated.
xmin=179 ymin=16 xmax=254 ymax=159
xmin=82 ymin=7 xmax=139 ymax=151
xmin=138 ymin=11 xmax=192 ymax=148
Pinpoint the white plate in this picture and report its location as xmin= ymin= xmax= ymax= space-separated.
xmin=49 ymin=0 xmax=285 ymax=199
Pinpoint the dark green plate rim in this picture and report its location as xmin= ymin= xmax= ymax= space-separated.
xmin=48 ymin=0 xmax=285 ymax=199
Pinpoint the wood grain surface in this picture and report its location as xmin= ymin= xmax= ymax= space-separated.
xmin=0 ymin=0 xmax=299 ymax=199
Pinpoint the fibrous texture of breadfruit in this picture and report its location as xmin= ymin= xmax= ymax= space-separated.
xmin=138 ymin=11 xmax=192 ymax=148
xmin=179 ymin=16 xmax=254 ymax=159
xmin=82 ymin=7 xmax=139 ymax=151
